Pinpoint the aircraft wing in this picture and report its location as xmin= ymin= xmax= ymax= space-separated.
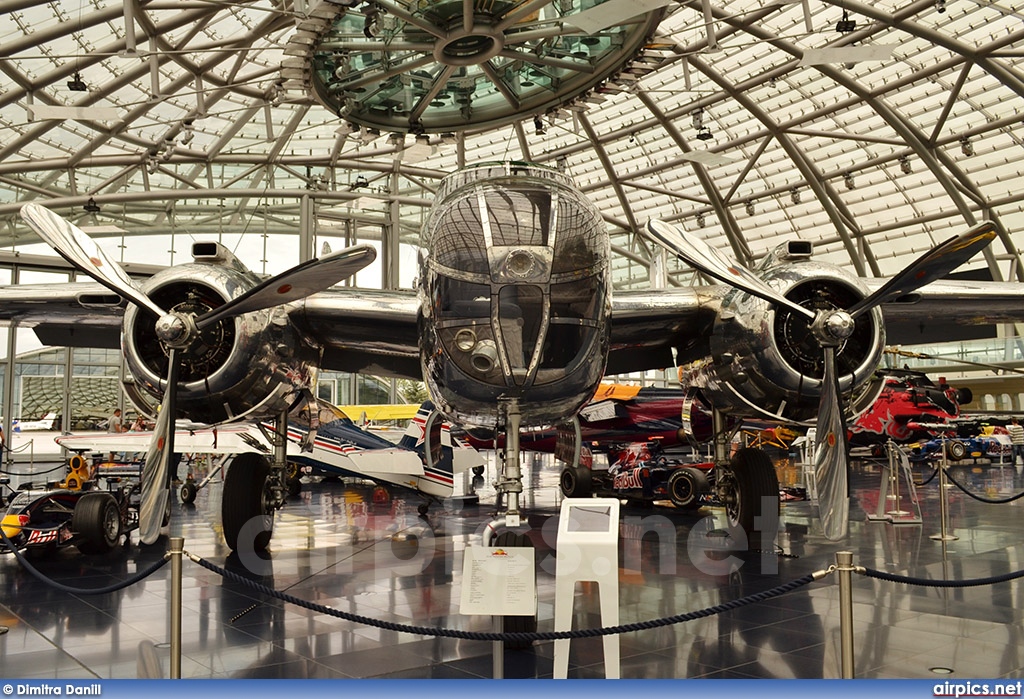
xmin=56 ymin=425 xmax=271 ymax=455
xmin=607 ymin=287 xmax=719 ymax=375
xmin=1 ymin=275 xmax=1020 ymax=380
xmin=0 ymin=281 xmax=123 ymax=348
xmin=868 ymin=278 xmax=1024 ymax=344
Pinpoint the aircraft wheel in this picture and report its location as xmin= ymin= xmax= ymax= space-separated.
xmin=947 ymin=440 xmax=967 ymax=461
xmin=668 ymin=467 xmax=708 ymax=509
xmin=722 ymin=448 xmax=779 ymax=550
xmin=492 ymin=531 xmax=537 ymax=649
xmin=222 ymin=454 xmax=273 ymax=552
xmin=472 ymin=465 xmax=485 ymax=477
xmin=559 ymin=466 xmax=592 ymax=498
xmin=179 ymin=481 xmax=197 ymax=504
xmin=73 ymin=492 xmax=122 ymax=554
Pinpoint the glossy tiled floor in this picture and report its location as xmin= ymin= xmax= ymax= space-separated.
xmin=2 ymin=451 xmax=1024 ymax=679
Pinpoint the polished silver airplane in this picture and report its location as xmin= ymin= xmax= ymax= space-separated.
xmin=2 ymin=161 xmax=1018 ymax=550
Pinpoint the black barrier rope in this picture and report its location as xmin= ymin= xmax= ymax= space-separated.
xmin=942 ymin=468 xmax=1024 ymax=504
xmin=914 ymin=464 xmax=940 ymax=487
xmin=0 ymin=462 xmax=68 ymax=477
xmin=191 ymin=553 xmax=818 ymax=643
xmin=0 ymin=527 xmax=168 ymax=595
xmin=862 ymin=566 xmax=1024 ymax=588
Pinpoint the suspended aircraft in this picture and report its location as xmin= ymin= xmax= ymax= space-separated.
xmin=1 ymin=161 xmax=1017 ymax=551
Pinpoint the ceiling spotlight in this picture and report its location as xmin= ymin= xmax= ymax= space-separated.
xmin=696 ymin=125 xmax=713 ymax=141
xmin=836 ymin=9 xmax=856 ymax=33
xmin=67 ymin=72 xmax=87 ymax=92
xmin=843 ymin=172 xmax=855 ymax=190
xmin=791 ymin=188 xmax=801 ymax=205
xmin=745 ymin=201 xmax=755 ymax=216
xmin=692 ymin=107 xmax=704 ymax=130
xmin=899 ymin=155 xmax=912 ymax=174
xmin=363 ymin=6 xmax=381 ymax=39
xmin=960 ymin=135 xmax=974 ymax=156
xmin=83 ymin=197 xmax=100 ymax=213
xmin=533 ymin=115 xmax=545 ymax=135
xmin=696 ymin=212 xmax=705 ymax=228
xmin=935 ymin=0 xmax=946 ymax=12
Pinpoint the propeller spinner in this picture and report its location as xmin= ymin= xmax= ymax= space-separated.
xmin=645 ymin=218 xmax=996 ymax=540
xmin=20 ymin=203 xmax=376 ymax=544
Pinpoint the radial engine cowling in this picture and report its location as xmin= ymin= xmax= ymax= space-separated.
xmin=681 ymin=246 xmax=886 ymax=424
xmin=121 ymin=243 xmax=319 ymax=425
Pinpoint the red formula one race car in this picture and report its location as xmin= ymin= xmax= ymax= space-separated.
xmin=559 ymin=442 xmax=714 ymax=509
xmin=0 ymin=454 xmax=145 ymax=557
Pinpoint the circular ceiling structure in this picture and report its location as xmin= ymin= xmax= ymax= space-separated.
xmin=304 ymin=0 xmax=668 ymax=133
xmin=0 ymin=0 xmax=1021 ymax=297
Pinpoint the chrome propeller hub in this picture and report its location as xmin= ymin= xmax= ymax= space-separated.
xmin=154 ymin=312 xmax=197 ymax=350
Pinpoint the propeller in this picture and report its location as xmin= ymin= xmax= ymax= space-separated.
xmin=644 ymin=218 xmax=996 ymax=540
xmin=20 ymin=203 xmax=376 ymax=544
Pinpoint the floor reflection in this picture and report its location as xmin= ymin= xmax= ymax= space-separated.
xmin=1 ymin=454 xmax=1024 ymax=678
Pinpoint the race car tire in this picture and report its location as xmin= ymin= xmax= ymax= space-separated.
xmin=493 ymin=531 xmax=537 ymax=649
xmin=222 ymin=453 xmax=273 ymax=552
xmin=73 ymin=492 xmax=122 ymax=554
xmin=723 ymin=448 xmax=780 ymax=551
xmin=947 ymin=440 xmax=967 ymax=461
xmin=180 ymin=481 xmax=198 ymax=505
xmin=668 ymin=467 xmax=708 ymax=509
xmin=559 ymin=466 xmax=592 ymax=498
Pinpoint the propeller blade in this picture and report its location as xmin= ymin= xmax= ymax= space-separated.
xmin=813 ymin=346 xmax=850 ymax=540
xmin=20 ymin=203 xmax=167 ymax=319
xmin=139 ymin=349 xmax=179 ymax=545
xmin=195 ymin=244 xmax=377 ymax=330
xmin=848 ymin=221 xmax=996 ymax=319
xmin=645 ymin=220 xmax=815 ymax=320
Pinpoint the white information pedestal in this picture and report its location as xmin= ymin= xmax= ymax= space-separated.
xmin=459 ymin=544 xmax=537 ymax=679
xmin=553 ymin=498 xmax=620 ymax=679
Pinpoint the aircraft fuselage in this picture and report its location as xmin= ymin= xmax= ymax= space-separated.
xmin=419 ymin=162 xmax=611 ymax=428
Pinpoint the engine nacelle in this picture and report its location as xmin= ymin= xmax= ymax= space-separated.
xmin=121 ymin=243 xmax=319 ymax=424
xmin=680 ymin=246 xmax=886 ymax=424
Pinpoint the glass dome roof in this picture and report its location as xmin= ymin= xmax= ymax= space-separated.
xmin=0 ymin=0 xmax=1020 ymax=296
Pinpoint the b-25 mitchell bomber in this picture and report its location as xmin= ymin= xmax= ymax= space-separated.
xmin=1 ymin=161 xmax=1018 ymax=550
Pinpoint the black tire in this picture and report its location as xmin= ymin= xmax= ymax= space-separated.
xmin=947 ymin=440 xmax=967 ymax=461
xmin=180 ymin=481 xmax=197 ymax=504
xmin=493 ymin=531 xmax=537 ymax=649
xmin=73 ymin=492 xmax=122 ymax=554
xmin=559 ymin=466 xmax=592 ymax=498
xmin=668 ymin=467 xmax=708 ymax=509
xmin=722 ymin=448 xmax=779 ymax=550
xmin=286 ymin=477 xmax=302 ymax=497
xmin=222 ymin=453 xmax=273 ymax=552
xmin=472 ymin=465 xmax=485 ymax=477
xmin=417 ymin=502 xmax=430 ymax=516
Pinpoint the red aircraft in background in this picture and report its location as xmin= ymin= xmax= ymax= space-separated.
xmin=467 ymin=370 xmax=974 ymax=458
xmin=847 ymin=369 xmax=973 ymax=447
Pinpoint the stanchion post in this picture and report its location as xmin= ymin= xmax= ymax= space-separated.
xmin=836 ymin=551 xmax=855 ymax=679
xmin=169 ymin=536 xmax=184 ymax=679
xmin=492 ymin=615 xmax=504 ymax=679
xmin=931 ymin=450 xmax=959 ymax=541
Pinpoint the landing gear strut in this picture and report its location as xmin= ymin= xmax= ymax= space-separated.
xmin=710 ymin=407 xmax=780 ymax=550
xmin=221 ymin=409 xmax=290 ymax=552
